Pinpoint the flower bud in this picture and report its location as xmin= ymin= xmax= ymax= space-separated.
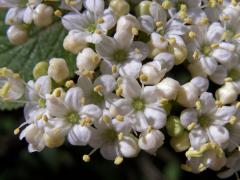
xmin=135 ymin=1 xmax=151 ymax=16
xmin=116 ymin=15 xmax=140 ymax=35
xmin=77 ymin=48 xmax=101 ymax=73
xmin=190 ymin=76 xmax=209 ymax=93
xmin=138 ymin=129 xmax=165 ymax=155
xmin=63 ymin=31 xmax=88 ymax=54
xmin=33 ymin=4 xmax=53 ymax=27
xmin=7 ymin=25 xmax=28 ymax=45
xmin=166 ymin=116 xmax=184 ymax=137
xmin=110 ymin=0 xmax=130 ymax=17
xmin=157 ymin=78 xmax=180 ymax=100
xmin=147 ymin=41 xmax=163 ymax=58
xmin=177 ymin=82 xmax=200 ymax=107
xmin=33 ymin=61 xmax=49 ymax=80
xmin=216 ymin=82 xmax=239 ymax=104
xmin=48 ymin=58 xmax=69 ymax=83
xmin=170 ymin=131 xmax=190 ymax=152
xmin=140 ymin=61 xmax=166 ymax=85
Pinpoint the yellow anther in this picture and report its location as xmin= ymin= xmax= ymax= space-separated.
xmin=132 ymin=27 xmax=139 ymax=36
xmin=14 ymin=128 xmax=20 ymax=135
xmin=160 ymin=98 xmax=168 ymax=106
xmin=54 ymin=10 xmax=62 ymax=17
xmin=13 ymin=73 xmax=20 ymax=79
xmin=229 ymin=115 xmax=237 ymax=125
xmin=224 ymin=77 xmax=233 ymax=83
xmin=116 ymin=115 xmax=124 ymax=122
xmin=195 ymin=100 xmax=202 ymax=110
xmin=215 ymin=100 xmax=223 ymax=107
xmin=117 ymin=77 xmax=123 ymax=85
xmin=112 ymin=65 xmax=118 ymax=74
xmin=217 ymin=0 xmax=223 ymax=4
xmin=91 ymin=54 xmax=101 ymax=64
xmin=97 ymin=17 xmax=104 ymax=24
xmin=0 ymin=82 xmax=10 ymax=98
xmin=36 ymin=114 xmax=43 ymax=120
xmin=140 ymin=74 xmax=148 ymax=82
xmin=160 ymin=36 xmax=165 ymax=41
xmin=238 ymin=146 xmax=240 ymax=151
xmin=118 ymin=132 xmax=124 ymax=141
xmin=116 ymin=87 xmax=123 ymax=96
xmin=233 ymin=33 xmax=240 ymax=39
xmin=193 ymin=51 xmax=200 ymax=60
xmin=168 ymin=37 xmax=176 ymax=45
xmin=95 ymin=29 xmax=102 ymax=34
xmin=135 ymin=48 xmax=141 ymax=54
xmin=221 ymin=31 xmax=228 ymax=40
xmin=187 ymin=122 xmax=196 ymax=131
xmin=209 ymin=0 xmax=216 ymax=8
xmin=65 ymin=80 xmax=75 ymax=88
xmin=184 ymin=17 xmax=192 ymax=24
xmin=180 ymin=4 xmax=187 ymax=11
xmin=94 ymin=84 xmax=103 ymax=93
xmin=200 ymin=17 xmax=209 ymax=25
xmin=43 ymin=115 xmax=48 ymax=122
xmin=83 ymin=117 xmax=92 ymax=125
xmin=80 ymin=97 xmax=86 ymax=105
xmin=65 ymin=0 xmax=78 ymax=6
xmin=198 ymin=163 xmax=206 ymax=172
xmin=82 ymin=70 xmax=94 ymax=78
xmin=231 ymin=0 xmax=237 ymax=6
xmin=53 ymin=88 xmax=62 ymax=97
xmin=155 ymin=21 xmax=163 ymax=27
xmin=210 ymin=43 xmax=219 ymax=49
xmin=162 ymin=0 xmax=172 ymax=9
xmin=236 ymin=102 xmax=240 ymax=109
xmin=147 ymin=126 xmax=152 ymax=133
xmin=189 ymin=31 xmax=196 ymax=39
xmin=103 ymin=115 xmax=110 ymax=124
xmin=114 ymin=156 xmax=123 ymax=165
xmin=82 ymin=155 xmax=90 ymax=162
xmin=222 ymin=15 xmax=230 ymax=21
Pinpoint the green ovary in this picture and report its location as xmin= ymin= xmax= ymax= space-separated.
xmin=86 ymin=23 xmax=97 ymax=33
xmin=112 ymin=49 xmax=127 ymax=62
xmin=132 ymin=98 xmax=145 ymax=112
xmin=102 ymin=128 xmax=118 ymax=142
xmin=90 ymin=91 xmax=104 ymax=104
xmin=66 ymin=112 xmax=80 ymax=124
xmin=198 ymin=115 xmax=211 ymax=128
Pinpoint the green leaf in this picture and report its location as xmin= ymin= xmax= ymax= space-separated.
xmin=0 ymin=10 xmax=76 ymax=110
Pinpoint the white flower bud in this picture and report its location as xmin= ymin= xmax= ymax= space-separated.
xmin=154 ymin=52 xmax=175 ymax=71
xmin=138 ymin=129 xmax=164 ymax=155
xmin=110 ymin=0 xmax=130 ymax=17
xmin=177 ymin=82 xmax=200 ymax=107
xmin=190 ymin=76 xmax=209 ymax=93
xmin=168 ymin=35 xmax=187 ymax=65
xmin=48 ymin=58 xmax=69 ymax=83
xmin=135 ymin=1 xmax=151 ymax=16
xmin=216 ymin=82 xmax=239 ymax=105
xmin=77 ymin=48 xmax=101 ymax=73
xmin=188 ymin=61 xmax=208 ymax=77
xmin=33 ymin=4 xmax=53 ymax=27
xmin=157 ymin=78 xmax=180 ymax=100
xmin=7 ymin=25 xmax=28 ymax=45
xmin=63 ymin=31 xmax=88 ymax=54
xmin=116 ymin=14 xmax=140 ymax=34
xmin=140 ymin=61 xmax=166 ymax=85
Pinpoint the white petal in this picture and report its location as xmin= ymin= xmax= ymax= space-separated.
xmin=83 ymin=0 xmax=104 ymax=15
xmin=209 ymin=65 xmax=227 ymax=85
xmin=121 ymin=76 xmax=141 ymax=99
xmin=68 ymin=125 xmax=92 ymax=145
xmin=212 ymin=106 xmax=237 ymax=126
xmin=46 ymin=95 xmax=68 ymax=117
xmin=189 ymin=127 xmax=208 ymax=149
xmin=64 ymin=87 xmax=84 ymax=112
xmin=62 ymin=13 xmax=84 ymax=31
xmin=119 ymin=60 xmax=142 ymax=79
xmin=110 ymin=99 xmax=132 ymax=116
xmin=142 ymin=86 xmax=161 ymax=105
xmin=132 ymin=111 xmax=149 ymax=132
xmin=207 ymin=22 xmax=224 ymax=43
xmin=200 ymin=56 xmax=218 ymax=75
xmin=138 ymin=15 xmax=154 ymax=34
xmin=23 ymin=7 xmax=33 ymax=24
xmin=180 ymin=108 xmax=198 ymax=128
xmin=190 ymin=76 xmax=209 ymax=94
xmin=144 ymin=107 xmax=167 ymax=129
xmin=199 ymin=92 xmax=216 ymax=114
xmin=128 ymin=41 xmax=149 ymax=61
xmin=149 ymin=2 xmax=167 ymax=22
xmin=94 ymin=75 xmax=116 ymax=94
xmin=119 ymin=135 xmax=139 ymax=158
xmin=77 ymin=76 xmax=93 ymax=96
xmin=100 ymin=8 xmax=116 ymax=31
xmin=80 ymin=104 xmax=102 ymax=120
xmin=100 ymin=142 xmax=118 ymax=160
xmin=208 ymin=125 xmax=229 ymax=148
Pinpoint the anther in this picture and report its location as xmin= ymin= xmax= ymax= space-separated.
xmin=114 ymin=156 xmax=123 ymax=165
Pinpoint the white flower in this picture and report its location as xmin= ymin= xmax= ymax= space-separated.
xmin=138 ymin=128 xmax=164 ymax=155
xmin=180 ymin=92 xmax=236 ymax=149
xmin=157 ymin=77 xmax=180 ymax=100
xmin=89 ymin=110 xmax=139 ymax=161
xmin=77 ymin=75 xmax=117 ymax=108
xmin=110 ymin=77 xmax=167 ymax=132
xmin=46 ymin=87 xmax=102 ymax=146
xmin=7 ymin=25 xmax=28 ymax=45
xmin=96 ymin=31 xmax=149 ymax=78
xmin=0 ymin=68 xmax=25 ymax=101
xmin=62 ymin=0 xmax=116 ymax=44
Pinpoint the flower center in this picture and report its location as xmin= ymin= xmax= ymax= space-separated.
xmin=86 ymin=23 xmax=97 ymax=33
xmin=101 ymin=128 xmax=118 ymax=142
xmin=199 ymin=115 xmax=211 ymax=128
xmin=201 ymin=45 xmax=212 ymax=56
xmin=132 ymin=98 xmax=145 ymax=111
xmin=90 ymin=91 xmax=104 ymax=104
xmin=38 ymin=98 xmax=46 ymax=108
xmin=66 ymin=112 xmax=79 ymax=124
xmin=112 ymin=49 xmax=127 ymax=62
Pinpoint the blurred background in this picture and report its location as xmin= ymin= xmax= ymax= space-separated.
xmin=0 ymin=108 xmax=236 ymax=180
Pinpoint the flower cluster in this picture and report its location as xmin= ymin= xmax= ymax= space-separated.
xmin=1 ymin=0 xmax=240 ymax=178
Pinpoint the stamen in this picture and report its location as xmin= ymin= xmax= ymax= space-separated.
xmin=116 ymin=87 xmax=123 ymax=96
xmin=139 ymin=74 xmax=148 ymax=82
xmin=103 ymin=115 xmax=110 ymax=124
xmin=118 ymin=132 xmax=124 ymax=141
xmin=215 ymin=100 xmax=223 ymax=107
xmin=116 ymin=115 xmax=124 ymax=122
xmin=187 ymin=122 xmax=196 ymax=131
xmin=195 ymin=100 xmax=202 ymax=110
xmin=82 ymin=154 xmax=90 ymax=162
xmin=114 ymin=156 xmax=123 ymax=165
xmin=193 ymin=51 xmax=200 ymax=60
xmin=224 ymin=77 xmax=233 ymax=83
xmin=94 ymin=84 xmax=103 ymax=93
xmin=131 ymin=27 xmax=139 ymax=36
xmin=82 ymin=70 xmax=94 ymax=78
xmin=112 ymin=65 xmax=118 ymax=74
xmin=54 ymin=9 xmax=62 ymax=17
xmin=189 ymin=31 xmax=196 ymax=39
xmin=229 ymin=115 xmax=237 ymax=125
xmin=65 ymin=80 xmax=75 ymax=88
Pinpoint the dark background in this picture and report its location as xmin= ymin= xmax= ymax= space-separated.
xmin=0 ymin=109 xmax=236 ymax=180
